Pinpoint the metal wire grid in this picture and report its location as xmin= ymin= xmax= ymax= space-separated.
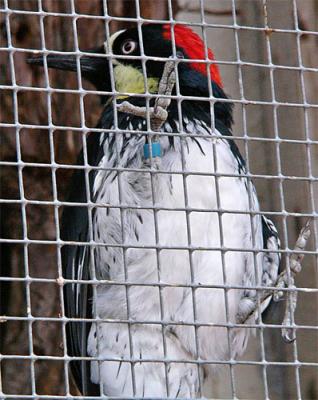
xmin=0 ymin=0 xmax=317 ymax=398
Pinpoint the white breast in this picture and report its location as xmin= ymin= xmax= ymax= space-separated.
xmin=88 ymin=123 xmax=264 ymax=395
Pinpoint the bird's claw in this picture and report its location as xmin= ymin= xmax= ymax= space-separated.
xmin=281 ymin=284 xmax=297 ymax=342
xmin=282 ymin=327 xmax=296 ymax=343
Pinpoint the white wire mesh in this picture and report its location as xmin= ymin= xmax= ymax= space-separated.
xmin=0 ymin=0 xmax=317 ymax=399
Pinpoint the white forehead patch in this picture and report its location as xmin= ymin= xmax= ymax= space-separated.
xmin=104 ymin=29 xmax=126 ymax=54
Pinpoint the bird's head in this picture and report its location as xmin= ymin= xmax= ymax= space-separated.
xmin=28 ymin=24 xmax=225 ymax=102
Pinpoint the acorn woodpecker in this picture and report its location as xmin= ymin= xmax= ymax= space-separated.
xmin=29 ymin=24 xmax=280 ymax=397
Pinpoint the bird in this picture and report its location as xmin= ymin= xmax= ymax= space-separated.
xmin=29 ymin=24 xmax=280 ymax=397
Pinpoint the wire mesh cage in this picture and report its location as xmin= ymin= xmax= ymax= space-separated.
xmin=0 ymin=0 xmax=317 ymax=398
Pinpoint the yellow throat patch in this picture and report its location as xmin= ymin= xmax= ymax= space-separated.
xmin=114 ymin=64 xmax=159 ymax=98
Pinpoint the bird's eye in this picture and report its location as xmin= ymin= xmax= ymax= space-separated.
xmin=121 ymin=39 xmax=137 ymax=55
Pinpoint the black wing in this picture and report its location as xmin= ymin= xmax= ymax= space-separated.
xmin=61 ymin=133 xmax=102 ymax=395
xmin=61 ymin=104 xmax=139 ymax=394
xmin=261 ymin=215 xmax=282 ymax=321
xmin=261 ymin=215 xmax=281 ymax=286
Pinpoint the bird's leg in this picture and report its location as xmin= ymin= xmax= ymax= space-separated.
xmin=279 ymin=220 xmax=311 ymax=342
xmin=281 ymin=280 xmax=298 ymax=342
xmin=152 ymin=57 xmax=177 ymax=131
xmin=274 ymin=220 xmax=310 ymax=302
xmin=117 ymin=56 xmax=178 ymax=167
xmin=116 ymin=57 xmax=176 ymax=133
xmin=236 ymin=220 xmax=311 ymax=343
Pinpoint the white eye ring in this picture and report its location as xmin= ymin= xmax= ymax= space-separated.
xmin=121 ymin=39 xmax=137 ymax=55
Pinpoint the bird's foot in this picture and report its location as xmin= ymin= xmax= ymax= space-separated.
xmin=281 ymin=283 xmax=298 ymax=343
xmin=278 ymin=220 xmax=311 ymax=342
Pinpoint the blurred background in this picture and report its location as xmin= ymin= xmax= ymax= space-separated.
xmin=0 ymin=0 xmax=317 ymax=398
